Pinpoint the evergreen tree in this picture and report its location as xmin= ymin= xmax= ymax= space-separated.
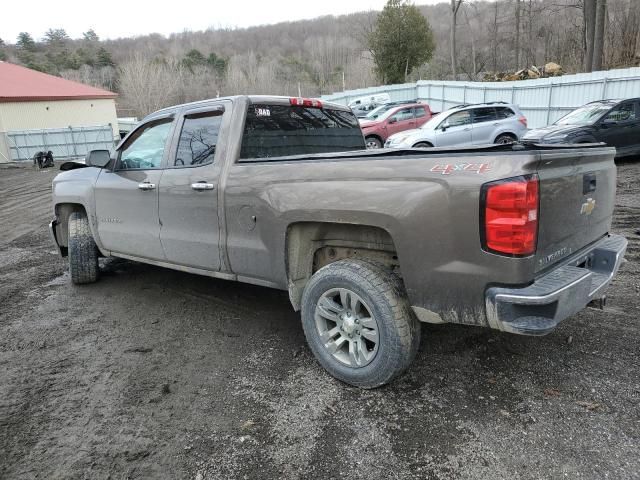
xmin=367 ymin=0 xmax=435 ymax=84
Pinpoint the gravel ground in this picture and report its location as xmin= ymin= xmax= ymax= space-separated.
xmin=0 ymin=161 xmax=638 ymax=480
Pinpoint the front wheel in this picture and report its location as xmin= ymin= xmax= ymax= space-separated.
xmin=301 ymin=259 xmax=420 ymax=388
xmin=68 ymin=211 xmax=99 ymax=284
xmin=365 ymin=137 xmax=382 ymax=149
xmin=413 ymin=142 xmax=433 ymax=148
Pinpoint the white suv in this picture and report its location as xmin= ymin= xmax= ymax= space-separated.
xmin=384 ymin=103 xmax=528 ymax=148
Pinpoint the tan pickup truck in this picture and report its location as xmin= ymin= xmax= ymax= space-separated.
xmin=49 ymin=96 xmax=627 ymax=387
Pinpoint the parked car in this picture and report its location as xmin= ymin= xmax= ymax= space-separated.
xmin=360 ymin=103 xmax=433 ymax=148
xmin=359 ymin=99 xmax=419 ymax=121
xmin=349 ymin=93 xmax=391 ymax=118
xmin=50 ymin=95 xmax=626 ymax=388
xmin=385 ymin=102 xmax=527 ymax=148
xmin=522 ymin=98 xmax=640 ymax=158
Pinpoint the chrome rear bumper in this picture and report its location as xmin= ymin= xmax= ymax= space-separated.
xmin=486 ymin=234 xmax=627 ymax=335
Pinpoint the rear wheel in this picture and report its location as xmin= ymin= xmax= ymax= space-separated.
xmin=365 ymin=137 xmax=383 ymax=149
xmin=301 ymin=259 xmax=420 ymax=388
xmin=68 ymin=211 xmax=99 ymax=284
xmin=495 ymin=133 xmax=517 ymax=144
xmin=413 ymin=142 xmax=433 ymax=148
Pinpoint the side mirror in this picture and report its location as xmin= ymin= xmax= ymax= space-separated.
xmin=388 ymin=118 xmax=397 ymax=124
xmin=440 ymin=125 xmax=448 ymax=132
xmin=600 ymin=118 xmax=617 ymax=128
xmin=85 ymin=149 xmax=111 ymax=168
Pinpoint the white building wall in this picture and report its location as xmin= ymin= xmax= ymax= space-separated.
xmin=0 ymin=98 xmax=118 ymax=162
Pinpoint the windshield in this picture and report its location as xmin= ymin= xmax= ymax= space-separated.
xmin=364 ymin=104 xmax=394 ymax=120
xmin=555 ymin=104 xmax=612 ymax=126
xmin=420 ymin=111 xmax=448 ymax=130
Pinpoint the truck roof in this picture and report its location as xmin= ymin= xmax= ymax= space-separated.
xmin=144 ymin=95 xmax=351 ymax=122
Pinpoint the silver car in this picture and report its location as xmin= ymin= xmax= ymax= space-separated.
xmin=385 ymin=102 xmax=528 ymax=148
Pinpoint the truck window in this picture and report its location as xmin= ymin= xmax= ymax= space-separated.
xmin=118 ymin=118 xmax=173 ymax=170
xmin=174 ymin=111 xmax=223 ymax=167
xmin=240 ymin=104 xmax=365 ymax=160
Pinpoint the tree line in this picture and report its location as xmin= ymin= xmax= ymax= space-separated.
xmin=0 ymin=0 xmax=637 ymax=118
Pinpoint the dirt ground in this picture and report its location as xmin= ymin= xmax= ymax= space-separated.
xmin=0 ymin=160 xmax=638 ymax=480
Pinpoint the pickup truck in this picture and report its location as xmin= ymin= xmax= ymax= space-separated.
xmin=49 ymin=95 xmax=627 ymax=388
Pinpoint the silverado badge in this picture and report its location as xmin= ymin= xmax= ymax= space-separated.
xmin=580 ymin=198 xmax=596 ymax=216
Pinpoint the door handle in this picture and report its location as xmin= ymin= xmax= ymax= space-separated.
xmin=138 ymin=182 xmax=156 ymax=191
xmin=191 ymin=182 xmax=215 ymax=191
xmin=464 ymin=128 xmax=471 ymax=131
xmin=493 ymin=122 xmax=500 ymax=126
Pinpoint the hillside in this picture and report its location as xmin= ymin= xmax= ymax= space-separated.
xmin=0 ymin=0 xmax=637 ymax=117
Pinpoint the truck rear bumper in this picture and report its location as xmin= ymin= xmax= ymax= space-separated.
xmin=485 ymin=234 xmax=627 ymax=335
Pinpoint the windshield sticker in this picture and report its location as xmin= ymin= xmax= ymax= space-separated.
xmin=431 ymin=163 xmax=491 ymax=175
xmin=255 ymin=108 xmax=271 ymax=117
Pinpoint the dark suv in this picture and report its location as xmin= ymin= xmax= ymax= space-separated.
xmin=522 ymin=98 xmax=640 ymax=158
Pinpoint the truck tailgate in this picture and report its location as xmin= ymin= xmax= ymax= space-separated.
xmin=535 ymin=147 xmax=617 ymax=273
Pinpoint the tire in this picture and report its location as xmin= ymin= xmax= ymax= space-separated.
xmin=413 ymin=142 xmax=433 ymax=148
xmin=301 ymin=259 xmax=421 ymax=388
xmin=68 ymin=211 xmax=99 ymax=284
xmin=365 ymin=137 xmax=383 ymax=149
xmin=494 ymin=133 xmax=517 ymax=144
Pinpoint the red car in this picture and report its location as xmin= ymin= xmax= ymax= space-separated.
xmin=359 ymin=103 xmax=432 ymax=149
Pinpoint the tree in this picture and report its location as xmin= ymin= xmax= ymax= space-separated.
xmin=592 ymin=0 xmax=607 ymax=70
xmin=584 ymin=0 xmax=596 ymax=71
xmin=43 ymin=28 xmax=70 ymax=47
xmin=83 ymin=29 xmax=99 ymax=43
xmin=514 ymin=0 xmax=521 ymax=68
xmin=16 ymin=32 xmax=37 ymax=52
xmin=95 ymin=47 xmax=115 ymax=68
xmin=450 ymin=0 xmax=464 ymax=78
xmin=367 ymin=0 xmax=435 ymax=84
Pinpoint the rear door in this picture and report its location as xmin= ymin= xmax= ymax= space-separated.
xmin=535 ymin=147 xmax=616 ymax=272
xmin=158 ymin=103 xmax=229 ymax=270
xmin=94 ymin=117 xmax=174 ymax=260
xmin=470 ymin=107 xmax=498 ymax=144
xmin=434 ymin=110 xmax=472 ymax=146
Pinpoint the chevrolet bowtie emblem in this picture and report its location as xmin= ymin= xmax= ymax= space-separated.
xmin=580 ymin=198 xmax=596 ymax=215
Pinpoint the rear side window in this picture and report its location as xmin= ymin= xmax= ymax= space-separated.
xmin=495 ymin=107 xmax=515 ymax=119
xmin=240 ymin=104 xmax=365 ymax=160
xmin=472 ymin=107 xmax=498 ymax=123
xmin=175 ymin=111 xmax=223 ymax=167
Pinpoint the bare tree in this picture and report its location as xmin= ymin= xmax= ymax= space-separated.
xmin=515 ymin=0 xmax=522 ymax=68
xmin=592 ymin=0 xmax=607 ymax=70
xmin=584 ymin=0 xmax=597 ymax=71
xmin=450 ymin=0 xmax=464 ymax=78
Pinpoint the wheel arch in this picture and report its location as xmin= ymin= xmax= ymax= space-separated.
xmin=285 ymin=221 xmax=399 ymax=311
xmin=494 ymin=131 xmax=518 ymax=143
xmin=53 ymin=202 xmax=106 ymax=255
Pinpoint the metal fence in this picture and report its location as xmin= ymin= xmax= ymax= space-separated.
xmin=4 ymin=125 xmax=116 ymax=162
xmin=321 ymin=67 xmax=640 ymax=129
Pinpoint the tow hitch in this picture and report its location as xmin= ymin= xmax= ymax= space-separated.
xmin=588 ymin=295 xmax=607 ymax=310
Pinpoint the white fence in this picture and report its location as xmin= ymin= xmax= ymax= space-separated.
xmin=321 ymin=67 xmax=640 ymax=128
xmin=4 ymin=125 xmax=116 ymax=162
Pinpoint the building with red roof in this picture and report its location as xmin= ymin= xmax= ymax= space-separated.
xmin=0 ymin=62 xmax=119 ymax=162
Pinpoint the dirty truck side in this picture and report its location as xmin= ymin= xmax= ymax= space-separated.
xmin=49 ymin=95 xmax=627 ymax=388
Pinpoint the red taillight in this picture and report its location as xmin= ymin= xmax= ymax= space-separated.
xmin=482 ymin=175 xmax=539 ymax=256
xmin=290 ymin=97 xmax=323 ymax=108
xmin=518 ymin=116 xmax=528 ymax=128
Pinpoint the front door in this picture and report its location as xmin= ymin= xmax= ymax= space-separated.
xmin=596 ymin=101 xmax=639 ymax=153
xmin=435 ymin=110 xmax=473 ymax=146
xmin=158 ymin=105 xmax=228 ymax=270
xmin=386 ymin=107 xmax=416 ymax=138
xmin=94 ymin=118 xmax=174 ymax=260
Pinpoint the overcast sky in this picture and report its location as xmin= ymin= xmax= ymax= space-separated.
xmin=1 ymin=0 xmax=444 ymax=42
